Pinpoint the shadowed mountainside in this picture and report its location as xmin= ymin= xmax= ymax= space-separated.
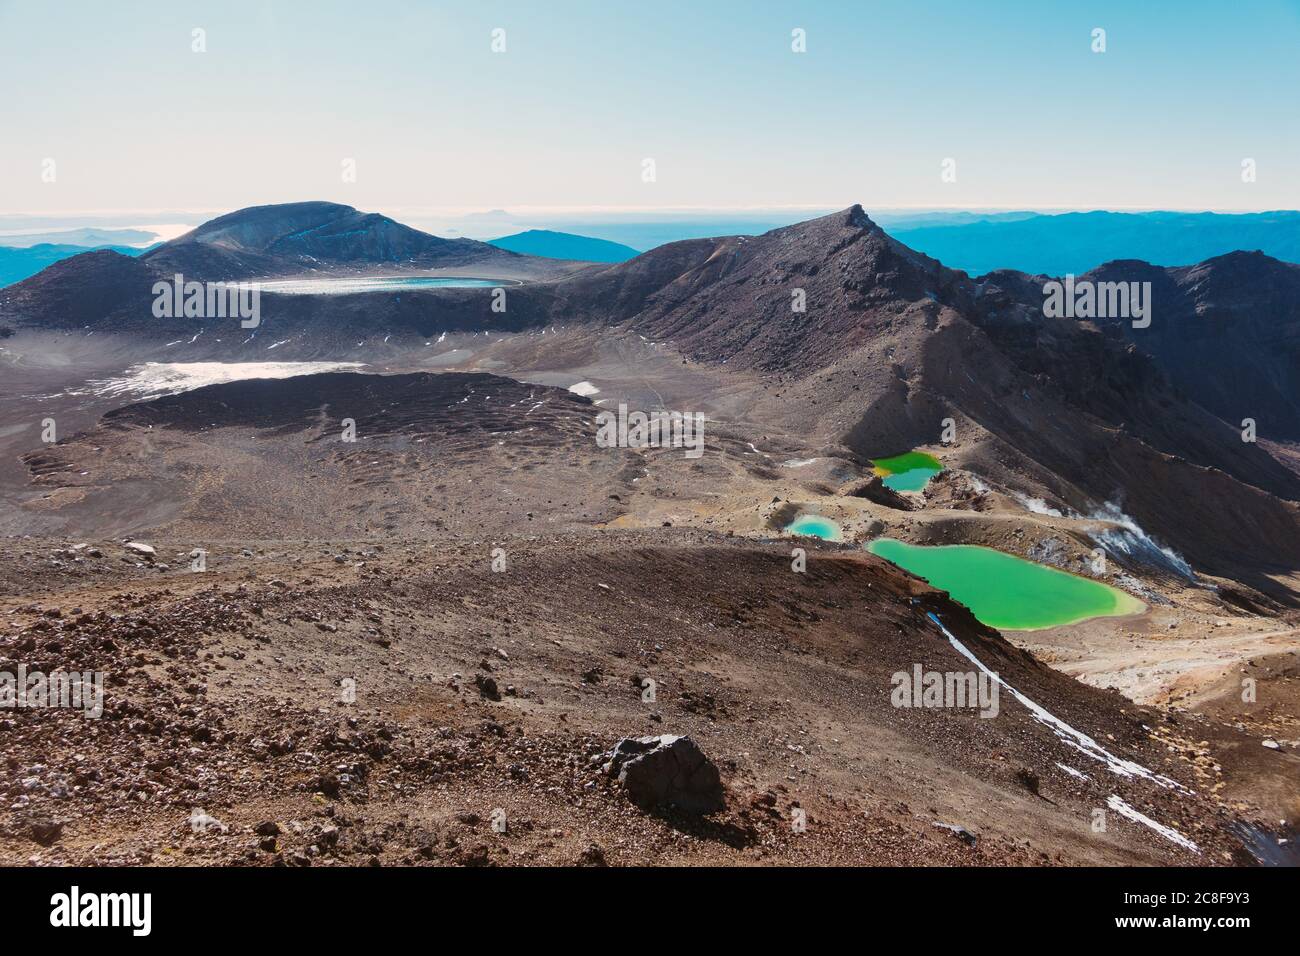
xmin=1079 ymin=252 xmax=1300 ymax=440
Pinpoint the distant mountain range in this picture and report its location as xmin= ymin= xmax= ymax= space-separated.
xmin=10 ymin=208 xmax=1300 ymax=288
xmin=0 ymin=223 xmax=635 ymax=289
xmin=889 ymin=211 xmax=1300 ymax=275
xmin=0 ymin=243 xmax=145 ymax=287
xmin=488 ymin=229 xmax=639 ymax=263
xmin=0 ymin=226 xmax=159 ymax=248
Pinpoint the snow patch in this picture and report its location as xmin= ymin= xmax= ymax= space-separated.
xmin=1013 ymin=494 xmax=1194 ymax=581
xmin=1015 ymin=493 xmax=1065 ymax=518
xmin=65 ymin=362 xmax=365 ymax=400
xmin=1088 ymin=502 xmax=1195 ymax=581
xmin=926 ymin=612 xmax=1190 ymax=793
xmin=1107 ymin=795 xmax=1200 ymax=853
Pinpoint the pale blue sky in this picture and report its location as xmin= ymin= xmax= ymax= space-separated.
xmin=2 ymin=0 xmax=1298 ymax=215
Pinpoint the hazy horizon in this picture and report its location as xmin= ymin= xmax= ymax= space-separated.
xmin=3 ymin=201 xmax=1300 ymax=273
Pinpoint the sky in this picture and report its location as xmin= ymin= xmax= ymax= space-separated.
xmin=2 ymin=0 xmax=1299 ymax=218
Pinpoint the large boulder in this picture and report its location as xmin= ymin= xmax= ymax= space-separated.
xmin=124 ymin=541 xmax=157 ymax=560
xmin=601 ymin=735 xmax=725 ymax=814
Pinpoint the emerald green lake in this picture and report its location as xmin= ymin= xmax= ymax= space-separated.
xmin=867 ymin=538 xmax=1144 ymax=630
xmin=785 ymin=515 xmax=841 ymax=541
xmin=871 ymin=451 xmax=943 ymax=492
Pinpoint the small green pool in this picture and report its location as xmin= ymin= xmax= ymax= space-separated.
xmin=871 ymin=451 xmax=943 ymax=492
xmin=785 ymin=515 xmax=841 ymax=541
xmin=867 ymin=538 xmax=1144 ymax=630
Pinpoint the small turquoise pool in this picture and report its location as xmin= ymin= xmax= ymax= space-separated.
xmin=785 ymin=515 xmax=841 ymax=541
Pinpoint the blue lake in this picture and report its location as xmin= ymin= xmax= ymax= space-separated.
xmin=258 ymin=276 xmax=507 ymax=295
